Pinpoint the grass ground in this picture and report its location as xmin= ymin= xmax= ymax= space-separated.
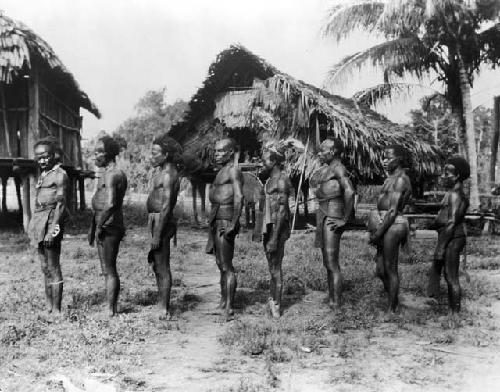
xmin=0 ymin=210 xmax=499 ymax=391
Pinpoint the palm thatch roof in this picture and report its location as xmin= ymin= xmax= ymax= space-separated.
xmin=0 ymin=11 xmax=100 ymax=117
xmin=170 ymin=44 xmax=441 ymax=181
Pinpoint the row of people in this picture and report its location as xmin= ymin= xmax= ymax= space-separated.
xmin=27 ymin=135 xmax=469 ymax=320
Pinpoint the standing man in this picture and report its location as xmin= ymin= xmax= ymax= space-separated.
xmin=147 ymin=134 xmax=182 ymax=317
xmin=89 ymin=135 xmax=127 ymax=317
xmin=206 ymin=138 xmax=244 ymax=321
xmin=313 ymin=139 xmax=355 ymax=310
xmin=28 ymin=138 xmax=68 ymax=314
xmin=254 ymin=141 xmax=292 ymax=318
xmin=427 ymin=156 xmax=470 ymax=313
xmin=367 ymin=145 xmax=412 ymax=312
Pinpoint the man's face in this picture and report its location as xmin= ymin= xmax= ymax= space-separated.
xmin=440 ymin=164 xmax=458 ymax=189
xmin=35 ymin=144 xmax=55 ymax=171
xmin=214 ymin=140 xmax=233 ymax=165
xmin=262 ymin=150 xmax=275 ymax=171
xmin=382 ymin=148 xmax=399 ymax=174
xmin=94 ymin=141 xmax=108 ymax=168
xmin=150 ymin=144 xmax=166 ymax=168
xmin=318 ymin=143 xmax=334 ymax=165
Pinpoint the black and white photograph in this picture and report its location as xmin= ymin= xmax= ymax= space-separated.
xmin=0 ymin=1 xmax=500 ymax=391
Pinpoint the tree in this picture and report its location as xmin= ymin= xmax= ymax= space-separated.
xmin=83 ymin=88 xmax=188 ymax=192
xmin=323 ymin=0 xmax=500 ymax=210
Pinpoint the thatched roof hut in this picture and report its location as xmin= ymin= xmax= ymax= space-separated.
xmin=0 ymin=11 xmax=100 ymax=227
xmin=170 ymin=44 xmax=441 ymax=182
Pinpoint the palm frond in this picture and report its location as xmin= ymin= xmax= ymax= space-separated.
xmin=377 ymin=0 xmax=426 ymax=36
xmin=321 ymin=1 xmax=385 ymax=41
xmin=325 ymin=37 xmax=426 ymax=88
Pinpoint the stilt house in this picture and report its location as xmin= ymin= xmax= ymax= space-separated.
xmin=0 ymin=12 xmax=100 ymax=230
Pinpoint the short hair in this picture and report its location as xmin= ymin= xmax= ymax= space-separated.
xmin=99 ymin=135 xmax=121 ymax=158
xmin=34 ymin=137 xmax=56 ymax=154
xmin=216 ymin=138 xmax=237 ymax=152
xmin=447 ymin=156 xmax=470 ymax=181
xmin=44 ymin=135 xmax=63 ymax=159
xmin=263 ymin=140 xmax=286 ymax=163
xmin=320 ymin=138 xmax=344 ymax=154
xmin=153 ymin=134 xmax=183 ymax=162
xmin=385 ymin=144 xmax=412 ymax=169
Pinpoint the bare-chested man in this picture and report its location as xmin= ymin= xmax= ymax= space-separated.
xmin=28 ymin=138 xmax=68 ymax=314
xmin=313 ymin=139 xmax=355 ymax=309
xmin=427 ymin=156 xmax=470 ymax=313
xmin=89 ymin=136 xmax=127 ymax=317
xmin=368 ymin=145 xmax=412 ymax=312
xmin=256 ymin=142 xmax=292 ymax=318
xmin=147 ymin=134 xmax=182 ymax=317
xmin=206 ymin=138 xmax=244 ymax=321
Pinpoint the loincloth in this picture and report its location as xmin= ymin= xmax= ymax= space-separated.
xmin=205 ymin=204 xmax=239 ymax=254
xmin=27 ymin=207 xmax=64 ymax=248
xmin=314 ymin=198 xmax=345 ymax=248
xmin=366 ymin=210 xmax=409 ymax=249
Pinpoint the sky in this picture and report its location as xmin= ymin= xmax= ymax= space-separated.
xmin=2 ymin=0 xmax=500 ymax=140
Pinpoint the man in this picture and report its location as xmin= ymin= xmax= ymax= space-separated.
xmin=206 ymin=138 xmax=244 ymax=321
xmin=427 ymin=156 xmax=470 ymax=313
xmin=313 ymin=139 xmax=355 ymax=310
xmin=147 ymin=134 xmax=182 ymax=317
xmin=368 ymin=145 xmax=412 ymax=312
xmin=28 ymin=137 xmax=68 ymax=314
xmin=89 ymin=135 xmax=127 ymax=317
xmin=253 ymin=141 xmax=292 ymax=317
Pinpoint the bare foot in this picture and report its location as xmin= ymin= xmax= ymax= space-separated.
xmin=268 ymin=298 xmax=280 ymax=318
xmin=225 ymin=308 xmax=235 ymax=322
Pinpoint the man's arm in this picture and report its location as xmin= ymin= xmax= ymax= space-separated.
xmin=371 ymin=176 xmax=407 ymax=243
xmin=45 ymin=171 xmax=68 ymax=244
xmin=151 ymin=172 xmax=174 ymax=250
xmin=226 ymin=166 xmax=244 ymax=237
xmin=335 ymin=165 xmax=355 ymax=228
xmin=96 ymin=172 xmax=119 ymax=230
xmin=434 ymin=192 xmax=462 ymax=261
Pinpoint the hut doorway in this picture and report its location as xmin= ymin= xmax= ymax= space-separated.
xmin=226 ymin=127 xmax=261 ymax=163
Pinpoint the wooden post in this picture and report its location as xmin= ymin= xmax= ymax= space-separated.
xmin=78 ymin=176 xmax=86 ymax=211
xmin=27 ymin=70 xmax=39 ymax=159
xmin=489 ymin=96 xmax=500 ymax=188
xmin=21 ymin=174 xmax=31 ymax=232
xmin=0 ymin=85 xmax=12 ymax=157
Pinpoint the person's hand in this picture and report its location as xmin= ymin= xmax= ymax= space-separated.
xmin=266 ymin=238 xmax=278 ymax=253
xmin=369 ymin=232 xmax=379 ymax=245
xmin=330 ymin=219 xmax=346 ymax=231
xmin=434 ymin=248 xmax=445 ymax=262
xmin=43 ymin=233 xmax=54 ymax=247
xmin=223 ymin=225 xmax=236 ymax=240
xmin=96 ymin=227 xmax=105 ymax=243
xmin=151 ymin=237 xmax=161 ymax=251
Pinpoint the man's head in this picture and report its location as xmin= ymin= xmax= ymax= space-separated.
xmin=34 ymin=138 xmax=56 ymax=171
xmin=262 ymin=141 xmax=285 ymax=171
xmin=44 ymin=135 xmax=63 ymax=164
xmin=318 ymin=138 xmax=343 ymax=165
xmin=95 ymin=135 xmax=121 ymax=168
xmin=441 ymin=156 xmax=470 ymax=189
xmin=214 ymin=138 xmax=236 ymax=166
xmin=151 ymin=134 xmax=183 ymax=167
xmin=382 ymin=145 xmax=411 ymax=174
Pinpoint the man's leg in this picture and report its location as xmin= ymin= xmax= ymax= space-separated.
xmin=39 ymin=246 xmax=52 ymax=312
xmin=382 ymin=224 xmax=407 ymax=312
xmin=214 ymin=224 xmax=227 ymax=310
xmin=152 ymin=236 xmax=172 ymax=315
xmin=98 ymin=234 xmax=121 ymax=316
xmin=427 ymin=256 xmax=444 ymax=298
xmin=46 ymin=243 xmax=63 ymax=312
xmin=443 ymin=237 xmax=465 ymax=313
xmin=322 ymin=220 xmax=342 ymax=308
xmin=218 ymin=221 xmax=237 ymax=319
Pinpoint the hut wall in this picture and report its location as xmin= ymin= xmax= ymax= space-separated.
xmin=0 ymin=77 xmax=29 ymax=159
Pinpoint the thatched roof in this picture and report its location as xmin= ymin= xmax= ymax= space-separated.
xmin=170 ymin=44 xmax=441 ymax=181
xmin=0 ymin=11 xmax=100 ymax=117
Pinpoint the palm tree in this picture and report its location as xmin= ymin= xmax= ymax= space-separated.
xmin=322 ymin=0 xmax=500 ymax=210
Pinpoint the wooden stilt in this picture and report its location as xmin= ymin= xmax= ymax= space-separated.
xmin=1 ymin=176 xmax=7 ymax=212
xmin=78 ymin=176 xmax=86 ymax=211
xmin=21 ymin=174 xmax=31 ymax=232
